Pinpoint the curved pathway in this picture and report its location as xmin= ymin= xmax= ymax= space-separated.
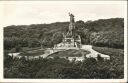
xmin=81 ymin=45 xmax=110 ymax=59
xmin=8 ymin=45 xmax=110 ymax=60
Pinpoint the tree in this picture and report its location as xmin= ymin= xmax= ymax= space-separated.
xmin=15 ymin=45 xmax=22 ymax=52
xmin=97 ymin=54 xmax=104 ymax=61
xmin=52 ymin=32 xmax=63 ymax=46
xmin=38 ymin=30 xmax=48 ymax=49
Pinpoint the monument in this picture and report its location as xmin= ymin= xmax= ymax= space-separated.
xmin=54 ymin=13 xmax=82 ymax=49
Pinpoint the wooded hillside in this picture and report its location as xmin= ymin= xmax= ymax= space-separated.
xmin=4 ymin=18 xmax=124 ymax=51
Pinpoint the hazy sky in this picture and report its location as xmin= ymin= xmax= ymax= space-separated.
xmin=0 ymin=1 xmax=126 ymax=27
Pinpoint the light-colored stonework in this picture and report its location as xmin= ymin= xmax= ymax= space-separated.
xmin=54 ymin=13 xmax=82 ymax=50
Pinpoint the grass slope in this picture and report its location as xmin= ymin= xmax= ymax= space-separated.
xmin=47 ymin=49 xmax=90 ymax=57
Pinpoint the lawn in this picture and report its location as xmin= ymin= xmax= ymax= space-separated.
xmin=19 ymin=48 xmax=45 ymax=56
xmin=47 ymin=49 xmax=90 ymax=57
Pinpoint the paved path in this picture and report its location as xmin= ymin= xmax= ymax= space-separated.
xmin=81 ymin=45 xmax=110 ymax=59
xmin=35 ymin=45 xmax=110 ymax=59
xmin=8 ymin=45 xmax=110 ymax=60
